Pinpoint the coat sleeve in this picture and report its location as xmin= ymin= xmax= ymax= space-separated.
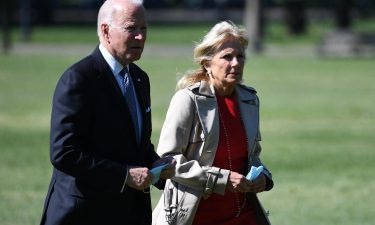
xmin=157 ymin=89 xmax=229 ymax=195
xmin=252 ymin=95 xmax=274 ymax=191
xmin=251 ymin=141 xmax=274 ymax=191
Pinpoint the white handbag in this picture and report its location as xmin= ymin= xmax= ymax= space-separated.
xmin=152 ymin=179 xmax=202 ymax=225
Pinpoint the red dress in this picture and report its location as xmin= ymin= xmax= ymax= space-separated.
xmin=192 ymin=94 xmax=258 ymax=225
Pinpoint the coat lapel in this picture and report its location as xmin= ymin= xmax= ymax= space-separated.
xmin=194 ymin=81 xmax=218 ymax=139
xmin=192 ymin=82 xmax=219 ymax=165
xmin=235 ymin=85 xmax=260 ymax=154
xmin=193 ymin=82 xmax=260 ymax=165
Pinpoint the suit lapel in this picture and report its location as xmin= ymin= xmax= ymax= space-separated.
xmin=92 ymin=47 xmax=139 ymax=142
xmin=129 ymin=64 xmax=150 ymax=146
xmin=128 ymin=65 xmax=146 ymax=117
xmin=92 ymin=47 xmax=127 ymax=106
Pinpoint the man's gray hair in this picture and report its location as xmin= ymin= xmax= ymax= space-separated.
xmin=97 ymin=0 xmax=144 ymax=37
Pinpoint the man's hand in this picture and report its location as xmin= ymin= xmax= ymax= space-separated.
xmin=126 ymin=167 xmax=153 ymax=191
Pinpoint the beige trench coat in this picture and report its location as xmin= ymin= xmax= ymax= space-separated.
xmin=153 ymin=81 xmax=273 ymax=225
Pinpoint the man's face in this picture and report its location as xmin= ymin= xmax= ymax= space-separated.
xmin=106 ymin=4 xmax=147 ymax=65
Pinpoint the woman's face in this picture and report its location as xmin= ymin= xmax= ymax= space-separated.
xmin=205 ymin=39 xmax=245 ymax=93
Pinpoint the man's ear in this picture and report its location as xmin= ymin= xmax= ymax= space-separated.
xmin=101 ymin=23 xmax=110 ymax=42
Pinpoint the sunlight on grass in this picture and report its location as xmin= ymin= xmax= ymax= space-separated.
xmin=0 ymin=112 xmax=50 ymax=130
xmin=1 ymin=28 xmax=375 ymax=224
xmin=260 ymin=177 xmax=375 ymax=225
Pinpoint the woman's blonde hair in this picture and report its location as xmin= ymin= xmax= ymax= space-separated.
xmin=176 ymin=20 xmax=249 ymax=90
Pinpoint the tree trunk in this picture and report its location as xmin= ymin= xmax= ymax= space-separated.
xmin=1 ymin=0 xmax=12 ymax=54
xmin=244 ymin=0 xmax=265 ymax=54
xmin=284 ymin=0 xmax=307 ymax=35
xmin=334 ymin=0 xmax=353 ymax=29
xmin=20 ymin=0 xmax=32 ymax=42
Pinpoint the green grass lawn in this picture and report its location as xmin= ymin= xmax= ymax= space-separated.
xmin=1 ymin=20 xmax=375 ymax=224
xmin=1 ymin=50 xmax=374 ymax=225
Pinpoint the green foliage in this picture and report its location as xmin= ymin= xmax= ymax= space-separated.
xmin=5 ymin=17 xmax=375 ymax=46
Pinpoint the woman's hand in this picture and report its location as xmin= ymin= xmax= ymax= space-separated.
xmin=226 ymin=171 xmax=266 ymax=193
xmin=226 ymin=171 xmax=251 ymax=193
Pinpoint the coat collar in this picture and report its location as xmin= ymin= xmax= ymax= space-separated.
xmin=187 ymin=80 xmax=215 ymax=97
xmin=188 ymin=80 xmax=257 ymax=101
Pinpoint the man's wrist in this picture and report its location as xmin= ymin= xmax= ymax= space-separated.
xmin=121 ymin=166 xmax=129 ymax=193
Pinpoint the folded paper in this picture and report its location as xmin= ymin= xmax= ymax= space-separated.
xmin=150 ymin=164 xmax=169 ymax=184
xmin=246 ymin=165 xmax=264 ymax=181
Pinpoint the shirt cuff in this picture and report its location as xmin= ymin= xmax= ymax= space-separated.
xmin=121 ymin=166 xmax=129 ymax=193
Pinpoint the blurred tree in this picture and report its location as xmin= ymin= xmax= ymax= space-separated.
xmin=244 ymin=0 xmax=265 ymax=54
xmin=33 ymin=0 xmax=54 ymax=24
xmin=333 ymin=0 xmax=354 ymax=30
xmin=20 ymin=0 xmax=32 ymax=42
xmin=358 ymin=0 xmax=375 ymax=18
xmin=143 ymin=0 xmax=167 ymax=8
xmin=283 ymin=0 xmax=307 ymax=35
xmin=1 ymin=0 xmax=14 ymax=54
xmin=215 ymin=0 xmax=228 ymax=21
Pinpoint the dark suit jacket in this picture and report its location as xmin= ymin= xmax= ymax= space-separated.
xmin=40 ymin=47 xmax=160 ymax=225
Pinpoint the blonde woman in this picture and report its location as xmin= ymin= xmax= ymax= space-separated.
xmin=153 ymin=21 xmax=273 ymax=225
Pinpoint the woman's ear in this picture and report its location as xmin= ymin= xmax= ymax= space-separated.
xmin=203 ymin=60 xmax=211 ymax=74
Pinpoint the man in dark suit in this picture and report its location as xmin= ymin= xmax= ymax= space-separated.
xmin=40 ymin=1 xmax=175 ymax=224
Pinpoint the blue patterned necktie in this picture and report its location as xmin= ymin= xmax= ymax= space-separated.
xmin=121 ymin=67 xmax=140 ymax=143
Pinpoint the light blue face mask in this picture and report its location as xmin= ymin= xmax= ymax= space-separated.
xmin=150 ymin=163 xmax=169 ymax=184
xmin=246 ymin=165 xmax=264 ymax=181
